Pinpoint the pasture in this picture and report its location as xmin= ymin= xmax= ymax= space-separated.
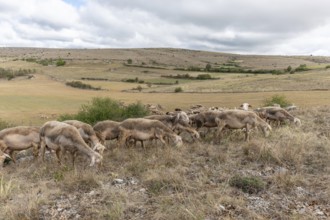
xmin=0 ymin=48 xmax=330 ymax=219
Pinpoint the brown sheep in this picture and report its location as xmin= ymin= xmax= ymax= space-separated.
xmin=193 ymin=110 xmax=271 ymax=142
xmin=40 ymin=121 xmax=102 ymax=167
xmin=254 ymin=107 xmax=301 ymax=126
xmin=93 ymin=120 xmax=121 ymax=145
xmin=63 ymin=120 xmax=106 ymax=155
xmin=0 ymin=126 xmax=40 ymax=163
xmin=145 ymin=111 xmax=199 ymax=140
xmin=118 ymin=118 xmax=183 ymax=148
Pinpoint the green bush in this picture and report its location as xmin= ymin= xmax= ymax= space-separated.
xmin=56 ymin=58 xmax=66 ymax=66
xmin=174 ymin=87 xmax=183 ymax=93
xmin=295 ymin=64 xmax=309 ymax=72
xmin=58 ymin=97 xmax=149 ymax=124
xmin=229 ymin=175 xmax=265 ymax=193
xmin=263 ymin=94 xmax=291 ymax=107
xmin=196 ymin=74 xmax=212 ymax=80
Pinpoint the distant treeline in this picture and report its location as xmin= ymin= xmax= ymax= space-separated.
xmin=174 ymin=64 xmax=311 ymax=75
xmin=161 ymin=73 xmax=219 ymax=80
xmin=81 ymin=77 xmax=109 ymax=81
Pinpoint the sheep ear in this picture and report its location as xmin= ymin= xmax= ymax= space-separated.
xmin=240 ymin=104 xmax=243 ymax=107
xmin=249 ymin=104 xmax=252 ymax=107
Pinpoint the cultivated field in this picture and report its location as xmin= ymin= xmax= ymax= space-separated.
xmin=0 ymin=48 xmax=330 ymax=219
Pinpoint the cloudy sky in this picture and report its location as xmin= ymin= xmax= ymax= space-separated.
xmin=1 ymin=0 xmax=330 ymax=55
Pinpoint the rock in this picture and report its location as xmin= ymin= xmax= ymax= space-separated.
xmin=113 ymin=178 xmax=124 ymax=185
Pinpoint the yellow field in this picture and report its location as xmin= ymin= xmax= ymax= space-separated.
xmin=1 ymin=48 xmax=330 ymax=125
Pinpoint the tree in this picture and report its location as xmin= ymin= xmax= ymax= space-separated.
xmin=205 ymin=63 xmax=212 ymax=72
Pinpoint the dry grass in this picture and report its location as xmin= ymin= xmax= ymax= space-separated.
xmin=0 ymin=106 xmax=329 ymax=219
xmin=0 ymin=48 xmax=330 ymax=219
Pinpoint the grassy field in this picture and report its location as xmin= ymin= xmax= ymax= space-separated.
xmin=1 ymin=48 xmax=330 ymax=125
xmin=0 ymin=48 xmax=330 ymax=219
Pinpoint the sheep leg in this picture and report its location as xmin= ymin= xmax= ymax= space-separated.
xmin=8 ymin=150 xmax=16 ymax=163
xmin=244 ymin=124 xmax=250 ymax=141
xmin=39 ymin=139 xmax=47 ymax=162
xmin=55 ymin=149 xmax=62 ymax=165
xmin=215 ymin=119 xmax=226 ymax=144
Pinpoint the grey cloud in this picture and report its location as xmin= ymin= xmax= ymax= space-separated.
xmin=1 ymin=0 xmax=330 ymax=55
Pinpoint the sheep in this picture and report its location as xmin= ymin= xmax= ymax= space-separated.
xmin=0 ymin=126 xmax=40 ymax=163
xmin=216 ymin=110 xmax=271 ymax=141
xmin=63 ymin=120 xmax=106 ymax=155
xmin=144 ymin=111 xmax=199 ymax=140
xmin=39 ymin=121 xmax=103 ymax=167
xmin=93 ymin=120 xmax=121 ymax=145
xmin=118 ymin=118 xmax=183 ymax=148
xmin=254 ymin=107 xmax=301 ymax=126
xmin=240 ymin=103 xmax=252 ymax=111
xmin=193 ymin=110 xmax=271 ymax=142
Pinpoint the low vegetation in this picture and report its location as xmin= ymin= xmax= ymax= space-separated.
xmin=161 ymin=73 xmax=219 ymax=80
xmin=0 ymin=68 xmax=35 ymax=80
xmin=23 ymin=57 xmax=66 ymax=66
xmin=1 ymin=48 xmax=330 ymax=219
xmin=263 ymin=94 xmax=292 ymax=107
xmin=58 ymin=97 xmax=149 ymax=124
xmin=65 ymin=81 xmax=101 ymax=90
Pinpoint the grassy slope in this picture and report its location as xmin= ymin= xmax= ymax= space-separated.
xmin=0 ymin=107 xmax=329 ymax=219
xmin=0 ymin=48 xmax=330 ymax=219
xmin=0 ymin=48 xmax=330 ymax=125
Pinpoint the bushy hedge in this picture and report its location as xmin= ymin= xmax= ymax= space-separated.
xmin=58 ymin=97 xmax=149 ymax=124
xmin=66 ymin=81 xmax=101 ymax=90
xmin=263 ymin=94 xmax=291 ymax=107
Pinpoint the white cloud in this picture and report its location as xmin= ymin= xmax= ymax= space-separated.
xmin=0 ymin=0 xmax=330 ymax=55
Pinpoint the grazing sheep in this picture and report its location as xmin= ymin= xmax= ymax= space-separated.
xmin=145 ymin=111 xmax=199 ymax=140
xmin=193 ymin=110 xmax=271 ymax=142
xmin=240 ymin=103 xmax=252 ymax=111
xmin=216 ymin=110 xmax=272 ymax=141
xmin=0 ymin=126 xmax=40 ymax=163
xmin=118 ymin=118 xmax=183 ymax=148
xmin=254 ymin=107 xmax=301 ymax=126
xmin=93 ymin=120 xmax=121 ymax=145
xmin=63 ymin=120 xmax=106 ymax=155
xmin=40 ymin=121 xmax=102 ymax=167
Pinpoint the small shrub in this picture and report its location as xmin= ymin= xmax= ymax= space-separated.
xmin=174 ymin=87 xmax=183 ymax=93
xmin=196 ymin=74 xmax=212 ymax=80
xmin=205 ymin=63 xmax=212 ymax=71
xmin=286 ymin=65 xmax=292 ymax=72
xmin=127 ymin=58 xmax=132 ymax=64
xmin=263 ymin=94 xmax=291 ymax=107
xmin=56 ymin=58 xmax=66 ymax=66
xmin=136 ymin=85 xmax=143 ymax=92
xmin=229 ymin=175 xmax=265 ymax=193
xmin=295 ymin=64 xmax=309 ymax=72
xmin=325 ymin=65 xmax=330 ymax=69
xmin=58 ymin=97 xmax=149 ymax=124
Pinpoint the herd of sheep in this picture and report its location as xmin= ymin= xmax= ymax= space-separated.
xmin=0 ymin=103 xmax=301 ymax=169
